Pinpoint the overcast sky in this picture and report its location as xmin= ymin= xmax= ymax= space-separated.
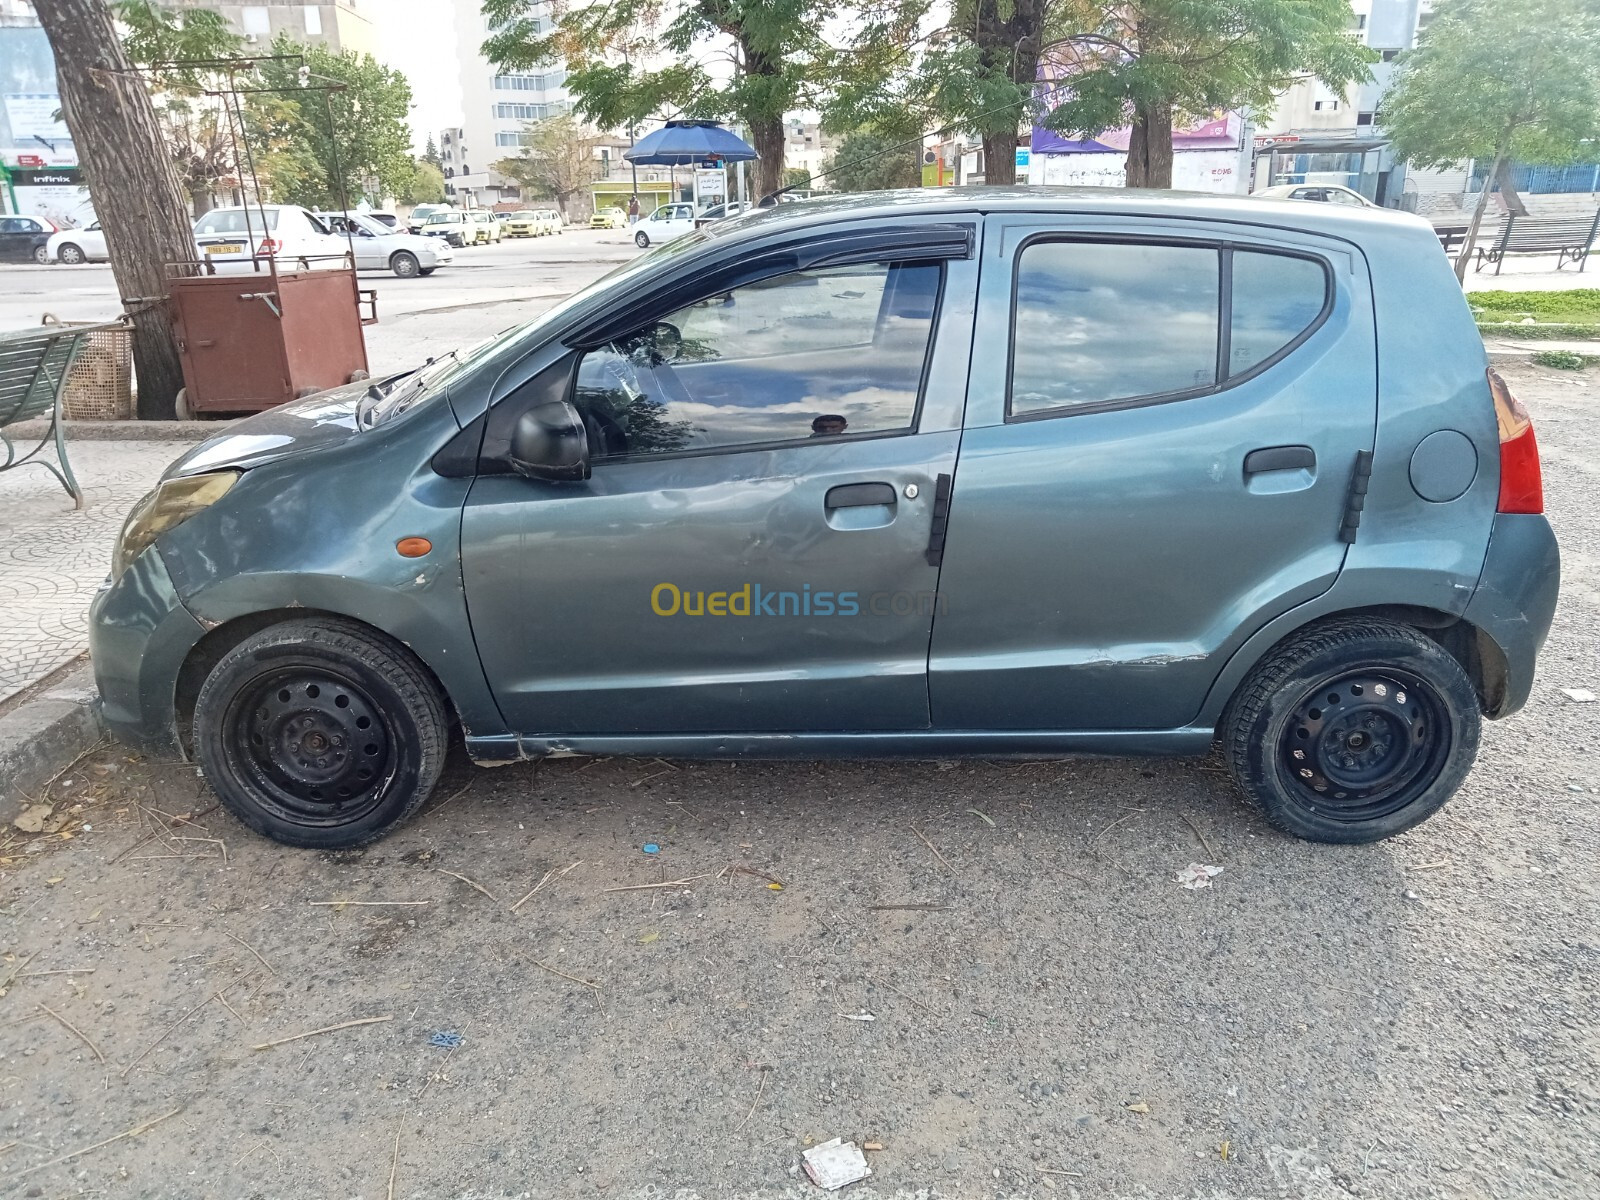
xmin=377 ymin=0 xmax=464 ymax=152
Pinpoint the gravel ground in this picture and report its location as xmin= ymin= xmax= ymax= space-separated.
xmin=0 ymin=363 xmax=1595 ymax=1200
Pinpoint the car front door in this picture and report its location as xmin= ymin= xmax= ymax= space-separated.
xmin=928 ymin=214 xmax=1378 ymax=731
xmin=461 ymin=225 xmax=979 ymax=736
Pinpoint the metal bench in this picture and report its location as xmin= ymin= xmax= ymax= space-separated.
xmin=1474 ymin=210 xmax=1600 ymax=274
xmin=0 ymin=321 xmax=122 ymax=509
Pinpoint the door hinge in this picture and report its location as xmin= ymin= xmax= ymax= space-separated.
xmin=1338 ymin=450 xmax=1374 ymax=544
xmin=924 ymin=472 xmax=953 ymax=567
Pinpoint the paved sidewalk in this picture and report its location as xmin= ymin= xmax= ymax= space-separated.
xmin=0 ymin=439 xmax=196 ymax=702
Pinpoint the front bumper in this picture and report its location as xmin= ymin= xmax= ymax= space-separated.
xmin=1462 ymin=513 xmax=1561 ymax=718
xmin=89 ymin=547 xmax=208 ymax=759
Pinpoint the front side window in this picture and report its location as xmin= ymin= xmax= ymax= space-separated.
xmin=571 ymin=261 xmax=942 ymax=459
xmin=1009 ymin=239 xmax=1330 ymax=417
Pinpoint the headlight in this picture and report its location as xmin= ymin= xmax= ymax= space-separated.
xmin=111 ymin=471 xmax=240 ymax=581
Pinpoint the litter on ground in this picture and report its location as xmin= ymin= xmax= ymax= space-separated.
xmin=1176 ymin=863 xmax=1224 ymax=890
xmin=801 ymin=1138 xmax=872 ymax=1190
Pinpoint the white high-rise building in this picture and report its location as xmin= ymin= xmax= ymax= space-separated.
xmin=437 ymin=0 xmax=569 ymax=207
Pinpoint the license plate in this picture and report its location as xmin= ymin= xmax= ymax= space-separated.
xmin=204 ymin=243 xmax=244 ymax=255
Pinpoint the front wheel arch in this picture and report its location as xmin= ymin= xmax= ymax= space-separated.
xmin=173 ymin=607 xmax=458 ymax=758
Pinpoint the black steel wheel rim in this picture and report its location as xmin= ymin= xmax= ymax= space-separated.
xmin=1279 ymin=669 xmax=1451 ymax=822
xmin=222 ymin=667 xmax=397 ymax=827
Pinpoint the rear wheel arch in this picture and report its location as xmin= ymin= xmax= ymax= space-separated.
xmin=1212 ymin=604 xmax=1509 ymax=733
xmin=173 ymin=607 xmax=458 ymax=756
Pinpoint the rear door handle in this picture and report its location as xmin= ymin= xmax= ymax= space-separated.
xmin=1244 ymin=445 xmax=1316 ymax=475
xmin=825 ymin=482 xmax=897 ymax=509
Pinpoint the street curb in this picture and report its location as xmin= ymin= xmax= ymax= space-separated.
xmin=0 ymin=663 xmax=106 ymax=816
xmin=7 ymin=419 xmax=231 ymax=442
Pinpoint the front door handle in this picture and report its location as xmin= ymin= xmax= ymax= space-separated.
xmin=1244 ymin=445 xmax=1316 ymax=475
xmin=825 ymin=482 xmax=897 ymax=509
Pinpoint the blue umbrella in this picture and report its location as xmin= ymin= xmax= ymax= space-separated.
xmin=623 ymin=120 xmax=759 ymax=166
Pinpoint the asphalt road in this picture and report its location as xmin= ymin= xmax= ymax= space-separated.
xmin=0 ymin=230 xmax=638 ymax=376
xmin=0 ymin=364 xmax=1595 ymax=1199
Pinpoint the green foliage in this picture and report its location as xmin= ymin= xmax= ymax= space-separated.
xmin=250 ymin=35 xmax=415 ymax=208
xmin=1039 ymin=0 xmax=1373 ymax=179
xmin=1475 ymin=321 xmax=1600 ymax=340
xmin=422 ymin=135 xmax=442 ymax=169
xmin=1471 ymin=289 xmax=1600 ymax=323
xmin=782 ymin=166 xmax=811 ymax=188
xmin=1530 ymin=349 xmax=1592 ymax=370
xmin=492 ymin=114 xmax=603 ymax=212
xmin=1384 ymin=0 xmax=1600 ymax=171
xmin=823 ymin=132 xmax=921 ymax=192
xmin=116 ymin=0 xmax=240 ymax=90
xmin=480 ymin=0 xmax=835 ymax=193
xmin=400 ymin=160 xmax=447 ymax=206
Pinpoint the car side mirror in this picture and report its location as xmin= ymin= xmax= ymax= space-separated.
xmin=508 ymin=400 xmax=590 ymax=481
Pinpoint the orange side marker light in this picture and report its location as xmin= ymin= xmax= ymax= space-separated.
xmin=396 ymin=537 xmax=432 ymax=558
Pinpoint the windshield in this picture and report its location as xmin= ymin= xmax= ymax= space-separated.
xmin=342 ymin=213 xmax=386 ymax=236
xmin=425 ymin=213 xmax=459 ymax=225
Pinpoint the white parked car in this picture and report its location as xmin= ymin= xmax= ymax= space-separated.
xmin=633 ymin=202 xmax=698 ymax=248
xmin=193 ymin=205 xmax=348 ymax=271
xmin=47 ymin=221 xmax=109 ymax=264
xmin=1254 ymin=184 xmax=1374 ymax=208
xmin=317 ymin=211 xmax=453 ymax=277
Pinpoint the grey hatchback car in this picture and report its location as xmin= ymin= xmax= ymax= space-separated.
xmin=90 ymin=189 xmax=1559 ymax=849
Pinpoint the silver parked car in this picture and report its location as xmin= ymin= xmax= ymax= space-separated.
xmin=317 ymin=212 xmax=454 ymax=277
xmin=91 ymin=189 xmax=1558 ymax=850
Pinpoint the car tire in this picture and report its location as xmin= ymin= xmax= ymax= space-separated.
xmin=634 ymin=231 xmax=650 ymax=248
xmin=194 ymin=617 xmax=450 ymax=849
xmin=33 ymin=244 xmax=49 ymax=264
xmin=58 ymin=243 xmax=86 ymax=265
xmin=1223 ymin=618 xmax=1480 ymax=844
xmin=173 ymin=388 xmax=193 ymax=420
xmin=390 ymin=250 xmax=420 ymax=278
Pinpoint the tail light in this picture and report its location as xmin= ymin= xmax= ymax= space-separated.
xmin=257 ymin=237 xmax=280 ymax=255
xmin=1488 ymin=368 xmax=1543 ymax=514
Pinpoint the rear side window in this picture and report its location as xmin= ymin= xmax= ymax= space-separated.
xmin=1229 ymin=251 xmax=1329 ymax=376
xmin=1008 ymin=239 xmax=1330 ymax=418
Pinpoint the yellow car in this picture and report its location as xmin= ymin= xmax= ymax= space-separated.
xmin=590 ymin=207 xmax=628 ymax=229
xmin=502 ymin=211 xmax=540 ymax=238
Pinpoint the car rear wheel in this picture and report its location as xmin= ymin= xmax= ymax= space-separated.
xmin=58 ymin=243 xmax=86 ymax=265
xmin=390 ymin=250 xmax=420 ymax=278
xmin=1223 ymin=618 xmax=1479 ymax=844
xmin=635 ymin=230 xmax=650 ymax=248
xmin=195 ymin=618 xmax=449 ymax=849
xmin=32 ymin=244 xmax=49 ymax=264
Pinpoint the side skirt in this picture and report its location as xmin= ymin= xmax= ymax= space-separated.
xmin=464 ymin=728 xmax=1217 ymax=763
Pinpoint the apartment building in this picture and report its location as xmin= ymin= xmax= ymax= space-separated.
xmin=164 ymin=0 xmax=377 ymax=54
xmin=437 ymin=0 xmax=569 ymax=208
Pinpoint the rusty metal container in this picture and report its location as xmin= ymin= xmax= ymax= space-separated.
xmin=167 ymin=263 xmax=376 ymax=416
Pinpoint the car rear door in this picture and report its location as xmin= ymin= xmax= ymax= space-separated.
xmin=461 ymin=221 xmax=980 ymax=736
xmin=928 ymin=212 xmax=1377 ymax=731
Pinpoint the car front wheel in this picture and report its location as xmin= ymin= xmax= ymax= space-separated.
xmin=634 ymin=230 xmax=650 ymax=248
xmin=1223 ymin=618 xmax=1480 ymax=844
xmin=195 ymin=618 xmax=449 ymax=849
xmin=390 ymin=250 xmax=420 ymax=278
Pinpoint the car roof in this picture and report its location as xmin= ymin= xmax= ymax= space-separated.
xmin=699 ymin=185 xmax=1425 ymax=244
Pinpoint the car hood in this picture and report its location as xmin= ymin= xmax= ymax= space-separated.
xmin=164 ymin=380 xmax=374 ymax=478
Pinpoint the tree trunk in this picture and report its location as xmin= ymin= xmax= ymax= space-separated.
xmin=983 ymin=131 xmax=1017 ymax=186
xmin=1125 ymin=101 xmax=1175 ymax=188
xmin=1493 ymin=156 xmax=1528 ymax=217
xmin=1456 ymin=137 xmax=1511 ymax=283
xmin=33 ymin=0 xmax=200 ymax=420
xmin=748 ymin=114 xmax=785 ymax=199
